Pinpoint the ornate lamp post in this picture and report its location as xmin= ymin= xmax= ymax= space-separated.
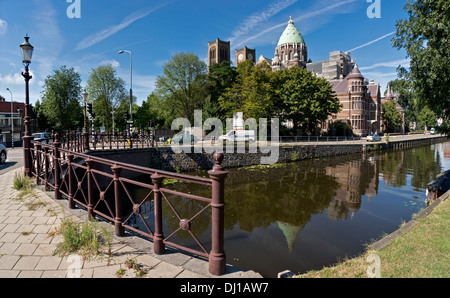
xmin=118 ymin=50 xmax=133 ymax=148
xmin=20 ymin=34 xmax=34 ymax=178
xmin=82 ymin=89 xmax=89 ymax=151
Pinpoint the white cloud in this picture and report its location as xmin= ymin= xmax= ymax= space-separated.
xmin=100 ymin=59 xmax=120 ymax=68
xmin=232 ymin=0 xmax=359 ymax=49
xmin=0 ymin=73 xmax=23 ymax=85
xmin=346 ymin=31 xmax=396 ymax=53
xmin=0 ymin=71 xmax=36 ymax=85
xmin=76 ymin=3 xmax=168 ymax=51
xmin=0 ymin=18 xmax=7 ymax=35
xmin=359 ymin=59 xmax=410 ymax=71
xmin=228 ymin=0 xmax=298 ymax=46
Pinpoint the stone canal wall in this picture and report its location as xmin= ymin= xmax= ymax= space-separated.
xmin=87 ymin=135 xmax=448 ymax=172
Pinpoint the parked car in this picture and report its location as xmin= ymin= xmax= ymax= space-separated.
xmin=366 ymin=134 xmax=382 ymax=142
xmin=170 ymin=132 xmax=197 ymax=145
xmin=32 ymin=132 xmax=53 ymax=144
xmin=218 ymin=130 xmax=256 ymax=142
xmin=0 ymin=143 xmax=7 ymax=164
xmin=430 ymin=128 xmax=435 ymax=135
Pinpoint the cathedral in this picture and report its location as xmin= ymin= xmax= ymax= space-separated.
xmin=208 ymin=17 xmax=385 ymax=136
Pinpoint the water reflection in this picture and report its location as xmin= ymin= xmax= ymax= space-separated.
xmin=129 ymin=141 xmax=448 ymax=277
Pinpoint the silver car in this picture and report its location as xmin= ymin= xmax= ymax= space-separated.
xmin=0 ymin=143 xmax=7 ymax=164
xmin=366 ymin=134 xmax=382 ymax=142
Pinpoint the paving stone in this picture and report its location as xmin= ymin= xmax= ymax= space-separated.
xmin=0 ymin=242 xmax=20 ymax=254
xmin=17 ymin=270 xmax=43 ymax=278
xmin=14 ymin=243 xmax=38 ymax=255
xmin=0 ymin=232 xmax=20 ymax=243
xmin=0 ymin=269 xmax=20 ymax=278
xmin=41 ymin=270 xmax=67 ymax=278
xmin=0 ymin=255 xmax=20 ymax=270
xmin=35 ymin=256 xmax=62 ymax=270
xmin=146 ymin=261 xmax=184 ymax=278
xmin=33 ymin=243 xmax=57 ymax=256
xmin=13 ymin=256 xmax=41 ymax=270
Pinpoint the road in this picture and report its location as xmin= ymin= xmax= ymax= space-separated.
xmin=0 ymin=147 xmax=24 ymax=176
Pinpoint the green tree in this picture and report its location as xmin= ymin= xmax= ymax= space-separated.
xmin=279 ymin=66 xmax=341 ymax=135
xmin=33 ymin=100 xmax=50 ymax=131
xmin=417 ymin=105 xmax=436 ymax=129
xmin=387 ymin=78 xmax=419 ymax=130
xmin=392 ymin=0 xmax=450 ymax=121
xmin=86 ymin=65 xmax=127 ymax=131
xmin=40 ymin=65 xmax=83 ymax=131
xmin=134 ymin=96 xmax=156 ymax=130
xmin=154 ymin=52 xmax=208 ymax=123
xmin=382 ymin=101 xmax=403 ymax=133
xmin=219 ymin=60 xmax=281 ymax=120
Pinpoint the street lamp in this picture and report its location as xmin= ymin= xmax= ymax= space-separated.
xmin=6 ymin=88 xmax=14 ymax=149
xmin=20 ymin=34 xmax=34 ymax=177
xmin=82 ymin=89 xmax=89 ymax=151
xmin=118 ymin=49 xmax=133 ymax=148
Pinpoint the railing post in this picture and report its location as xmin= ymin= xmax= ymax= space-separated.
xmin=86 ymin=159 xmax=95 ymax=220
xmin=67 ymin=154 xmax=75 ymax=209
xmin=151 ymin=173 xmax=165 ymax=255
xmin=44 ymin=146 xmax=49 ymax=191
xmin=208 ymin=152 xmax=228 ymax=276
xmin=54 ymin=133 xmax=61 ymax=200
xmin=35 ymin=143 xmax=41 ymax=186
xmin=111 ymin=165 xmax=124 ymax=236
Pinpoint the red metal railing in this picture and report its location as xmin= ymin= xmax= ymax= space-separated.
xmin=29 ymin=133 xmax=228 ymax=275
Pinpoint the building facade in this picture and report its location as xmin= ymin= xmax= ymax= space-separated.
xmin=235 ymin=46 xmax=256 ymax=66
xmin=207 ymin=17 xmax=386 ymax=136
xmin=327 ymin=65 xmax=382 ymax=136
xmin=270 ymin=17 xmax=308 ymax=70
xmin=0 ymin=98 xmax=25 ymax=147
xmin=207 ymin=38 xmax=230 ymax=70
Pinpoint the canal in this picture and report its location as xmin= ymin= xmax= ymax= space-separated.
xmin=129 ymin=140 xmax=450 ymax=277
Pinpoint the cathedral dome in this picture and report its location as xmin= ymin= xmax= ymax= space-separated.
xmin=277 ymin=17 xmax=305 ymax=46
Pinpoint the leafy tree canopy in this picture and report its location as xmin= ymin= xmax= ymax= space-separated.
xmin=392 ymin=0 xmax=450 ymax=120
xmin=40 ymin=65 xmax=83 ymax=131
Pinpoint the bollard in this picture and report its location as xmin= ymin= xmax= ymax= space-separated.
xmin=151 ymin=173 xmax=165 ymax=255
xmin=86 ymin=159 xmax=95 ymax=220
xmin=67 ymin=154 xmax=76 ymax=209
xmin=112 ymin=165 xmax=124 ymax=236
xmin=207 ymin=152 xmax=228 ymax=276
xmin=54 ymin=133 xmax=61 ymax=200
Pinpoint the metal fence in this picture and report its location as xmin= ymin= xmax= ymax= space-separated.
xmin=29 ymin=133 xmax=228 ymax=275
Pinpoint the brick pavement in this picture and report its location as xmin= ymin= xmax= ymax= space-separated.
xmin=0 ymin=167 xmax=262 ymax=278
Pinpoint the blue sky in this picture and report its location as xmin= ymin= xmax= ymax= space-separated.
xmin=0 ymin=0 xmax=410 ymax=106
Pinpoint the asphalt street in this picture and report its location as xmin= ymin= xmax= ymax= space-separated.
xmin=0 ymin=147 xmax=24 ymax=176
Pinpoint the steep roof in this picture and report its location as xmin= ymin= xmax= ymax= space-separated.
xmin=277 ymin=17 xmax=305 ymax=46
xmin=346 ymin=64 xmax=364 ymax=79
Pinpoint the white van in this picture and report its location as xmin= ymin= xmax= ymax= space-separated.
xmin=218 ymin=130 xmax=255 ymax=142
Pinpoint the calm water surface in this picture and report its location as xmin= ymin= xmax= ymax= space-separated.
xmin=130 ymin=140 xmax=450 ymax=277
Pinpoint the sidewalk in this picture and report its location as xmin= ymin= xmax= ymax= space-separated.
xmin=0 ymin=167 xmax=262 ymax=278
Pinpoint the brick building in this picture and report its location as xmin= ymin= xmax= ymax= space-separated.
xmin=0 ymin=97 xmax=25 ymax=147
xmin=325 ymin=65 xmax=382 ymax=136
xmin=208 ymin=17 xmax=386 ymax=136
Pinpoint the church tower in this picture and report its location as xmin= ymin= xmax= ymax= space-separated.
xmin=272 ymin=17 xmax=307 ymax=70
xmin=208 ymin=38 xmax=230 ymax=69
xmin=235 ymin=46 xmax=256 ymax=66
